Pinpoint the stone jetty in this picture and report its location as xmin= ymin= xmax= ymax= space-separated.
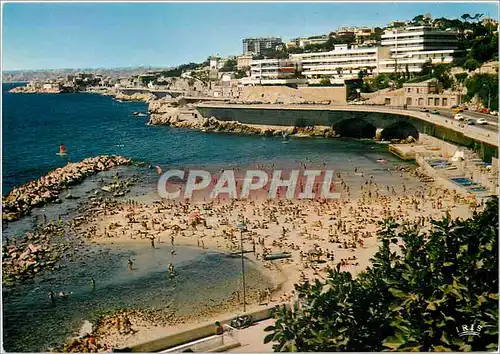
xmin=2 ymin=155 xmax=131 ymax=222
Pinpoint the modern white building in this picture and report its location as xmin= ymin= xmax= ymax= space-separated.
xmin=292 ymin=36 xmax=329 ymax=48
xmin=378 ymin=26 xmax=461 ymax=73
xmin=290 ymin=45 xmax=390 ymax=83
xmin=241 ymin=58 xmax=305 ymax=85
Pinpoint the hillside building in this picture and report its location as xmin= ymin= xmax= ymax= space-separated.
xmin=242 ymin=37 xmax=283 ymax=55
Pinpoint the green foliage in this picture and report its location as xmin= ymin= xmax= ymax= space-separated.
xmin=464 ymin=59 xmax=480 ymax=72
xmin=464 ymin=74 xmax=498 ymax=110
xmin=219 ymin=59 xmax=237 ymax=73
xmin=234 ymin=69 xmax=247 ymax=79
xmin=253 ymin=49 xmax=290 ymax=60
xmin=160 ymin=62 xmax=203 ymax=78
xmin=454 ymin=73 xmax=469 ymax=84
xmin=265 ymin=198 xmax=499 ymax=352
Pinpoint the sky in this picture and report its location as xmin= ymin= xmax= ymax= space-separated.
xmin=2 ymin=1 xmax=499 ymax=71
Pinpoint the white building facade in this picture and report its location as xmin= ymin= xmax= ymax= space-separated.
xmin=290 ymin=45 xmax=390 ymax=83
xmin=378 ymin=26 xmax=461 ymax=73
xmin=241 ymin=59 xmax=306 ymax=85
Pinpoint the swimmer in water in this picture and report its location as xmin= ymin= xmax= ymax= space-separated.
xmin=48 ymin=291 xmax=56 ymax=304
xmin=128 ymin=259 xmax=133 ymax=271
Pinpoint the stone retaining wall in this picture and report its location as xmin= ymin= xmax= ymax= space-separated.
xmin=125 ymin=304 xmax=287 ymax=352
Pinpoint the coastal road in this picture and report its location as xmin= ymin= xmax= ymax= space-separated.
xmin=407 ymin=107 xmax=499 ymax=132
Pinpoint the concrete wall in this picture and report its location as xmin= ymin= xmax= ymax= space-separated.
xmin=124 ymin=304 xmax=286 ymax=353
xmin=419 ymin=134 xmax=460 ymax=159
xmin=239 ymin=86 xmax=347 ymax=104
xmin=361 ymin=88 xmax=406 ymax=106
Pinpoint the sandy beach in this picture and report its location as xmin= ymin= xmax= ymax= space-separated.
xmin=65 ymin=163 xmax=479 ymax=350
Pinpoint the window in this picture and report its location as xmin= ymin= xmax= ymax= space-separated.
xmin=416 ymin=88 xmax=419 ymax=94
xmin=442 ymin=97 xmax=448 ymax=106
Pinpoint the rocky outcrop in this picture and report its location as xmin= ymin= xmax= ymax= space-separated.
xmin=2 ymin=223 xmax=72 ymax=286
xmin=114 ymin=92 xmax=155 ymax=103
xmin=9 ymin=86 xmax=66 ymax=94
xmin=2 ymin=155 xmax=131 ymax=222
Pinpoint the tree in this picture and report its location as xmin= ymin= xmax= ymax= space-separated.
xmin=454 ymin=73 xmax=468 ymax=84
xmin=464 ymin=59 xmax=480 ymax=72
xmin=412 ymin=14 xmax=425 ymax=25
xmin=319 ymin=78 xmax=331 ymax=85
xmin=464 ymin=74 xmax=499 ymax=111
xmin=461 ymin=13 xmax=471 ymax=22
xmin=219 ymin=59 xmax=237 ymax=73
xmin=265 ymin=198 xmax=499 ymax=352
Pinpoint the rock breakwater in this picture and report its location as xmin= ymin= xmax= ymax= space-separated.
xmin=2 ymin=155 xmax=131 ymax=222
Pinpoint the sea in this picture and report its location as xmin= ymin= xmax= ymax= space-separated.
xmin=2 ymin=82 xmax=416 ymax=351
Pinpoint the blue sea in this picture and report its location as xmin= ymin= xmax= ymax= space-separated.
xmin=2 ymin=83 xmax=414 ymax=352
xmin=2 ymin=82 xmax=410 ymax=194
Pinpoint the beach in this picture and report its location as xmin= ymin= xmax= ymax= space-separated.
xmin=66 ymin=161 xmax=477 ymax=350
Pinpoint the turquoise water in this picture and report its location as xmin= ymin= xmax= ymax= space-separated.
xmin=2 ymin=83 xmax=414 ymax=352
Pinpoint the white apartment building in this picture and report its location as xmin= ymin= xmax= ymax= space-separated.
xmin=378 ymin=26 xmax=461 ymax=73
xmin=296 ymin=36 xmax=329 ymax=48
xmin=241 ymin=59 xmax=305 ymax=85
xmin=290 ymin=45 xmax=390 ymax=83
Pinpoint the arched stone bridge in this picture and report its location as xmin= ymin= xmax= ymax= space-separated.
xmin=194 ymin=103 xmax=498 ymax=161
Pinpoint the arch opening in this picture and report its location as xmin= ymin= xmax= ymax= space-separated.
xmin=380 ymin=121 xmax=419 ymax=141
xmin=333 ymin=119 xmax=377 ymax=139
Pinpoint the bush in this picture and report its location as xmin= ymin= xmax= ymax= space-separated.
xmin=265 ymin=197 xmax=498 ymax=352
xmin=464 ymin=59 xmax=480 ymax=72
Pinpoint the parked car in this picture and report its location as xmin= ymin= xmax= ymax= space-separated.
xmin=454 ymin=114 xmax=465 ymax=121
xmin=489 ymin=111 xmax=498 ymax=116
xmin=466 ymin=118 xmax=475 ymax=125
xmin=420 ymin=108 xmax=430 ymax=113
xmin=451 ymin=104 xmax=460 ymax=109
xmin=476 ymin=118 xmax=488 ymax=125
xmin=479 ymin=108 xmax=490 ymax=114
xmin=430 ymin=109 xmax=440 ymax=114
